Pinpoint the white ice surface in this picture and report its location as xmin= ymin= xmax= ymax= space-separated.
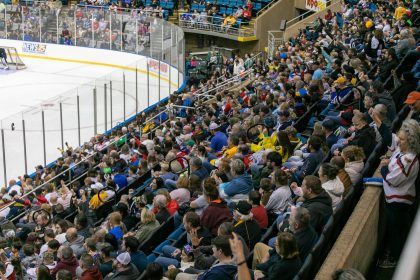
xmin=0 ymin=55 xmax=170 ymax=185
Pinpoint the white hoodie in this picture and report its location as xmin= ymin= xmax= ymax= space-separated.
xmin=322 ymin=177 xmax=345 ymax=210
xmin=345 ymin=160 xmax=364 ymax=184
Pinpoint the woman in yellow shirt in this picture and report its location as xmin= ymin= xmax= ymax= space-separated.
xmin=251 ymin=130 xmax=293 ymax=163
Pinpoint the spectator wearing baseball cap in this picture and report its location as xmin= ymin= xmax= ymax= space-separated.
xmin=104 ymin=252 xmax=139 ymax=280
xmin=233 ymin=200 xmax=261 ymax=249
xmin=208 ymin=122 xmax=228 ymax=154
xmin=405 ymin=91 xmax=420 ymax=122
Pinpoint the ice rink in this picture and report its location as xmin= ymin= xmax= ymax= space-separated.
xmin=0 ymin=54 xmax=173 ymax=184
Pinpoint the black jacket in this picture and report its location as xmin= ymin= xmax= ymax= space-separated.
xmin=104 ymin=264 xmax=139 ymax=280
xmin=234 ymin=219 xmax=261 ymax=249
xmin=301 ymin=191 xmax=333 ymax=233
xmin=294 ymin=226 xmax=318 ymax=261
xmin=391 ymin=80 xmax=417 ymax=111
xmin=256 ymin=250 xmax=302 ymax=280
xmin=376 ymin=92 xmax=396 ymax=120
xmin=349 ymin=125 xmax=377 ymax=157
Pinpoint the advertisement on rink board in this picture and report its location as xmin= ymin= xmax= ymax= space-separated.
xmin=22 ymin=42 xmax=47 ymax=55
xmin=306 ymin=0 xmax=327 ymax=12
xmin=147 ymin=57 xmax=169 ymax=78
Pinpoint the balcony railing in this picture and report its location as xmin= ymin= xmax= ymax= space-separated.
xmin=178 ymin=13 xmax=255 ymax=39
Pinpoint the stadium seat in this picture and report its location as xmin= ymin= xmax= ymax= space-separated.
xmin=167 ymin=226 xmax=185 ymax=241
xmin=191 ymin=3 xmax=199 ymax=10
xmin=253 ymin=2 xmax=262 ymax=11
xmin=293 ymin=254 xmax=313 ymax=280
xmin=153 ymin=239 xmax=172 ymax=255
xmin=229 ymin=0 xmax=237 ymax=8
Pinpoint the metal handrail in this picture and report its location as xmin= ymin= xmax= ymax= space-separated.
xmin=178 ymin=13 xmax=255 ymax=37
xmin=285 ymin=0 xmax=336 ymax=28
xmin=3 ymin=136 xmax=119 ymax=222
xmin=256 ymin=0 xmax=279 ymax=17
xmin=193 ymin=51 xmax=262 ymax=97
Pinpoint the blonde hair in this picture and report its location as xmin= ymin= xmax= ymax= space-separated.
xmin=41 ymin=203 xmax=52 ymax=214
xmin=176 ymin=175 xmax=189 ymax=190
xmin=342 ymin=145 xmax=366 ymax=162
xmin=109 ymin=212 xmax=122 ymax=226
xmin=141 ymin=208 xmax=156 ymax=224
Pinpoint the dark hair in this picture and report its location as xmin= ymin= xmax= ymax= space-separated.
xmin=104 ymin=233 xmax=119 ymax=251
xmin=56 ymin=269 xmax=73 ymax=280
xmin=75 ymin=213 xmax=88 ymax=228
xmin=37 ymin=264 xmax=53 ymax=280
xmin=23 ymin=244 xmax=34 ymax=256
xmin=259 ymin=178 xmax=272 ymax=191
xmin=277 ymin=131 xmax=293 ymax=156
xmin=330 ymin=156 xmax=345 ymax=169
xmin=101 ymin=245 xmax=114 ymax=257
xmin=248 ymin=191 xmax=261 ymax=205
xmin=320 ymin=163 xmax=339 ymax=180
xmin=218 ymin=222 xmax=234 ymax=236
xmin=266 ymin=151 xmax=282 ymax=167
xmin=372 ymin=80 xmax=384 ymax=94
xmin=190 ymin=157 xmax=203 ymax=168
xmin=61 ymin=246 xmax=73 ymax=259
xmin=273 ymin=169 xmax=290 ymax=186
xmin=80 ymin=254 xmax=94 ymax=269
xmin=153 ymin=177 xmax=165 ymax=190
xmin=308 ymin=136 xmax=322 ymax=151
xmin=184 ymin=210 xmax=201 ymax=228
xmin=85 ymin=238 xmax=96 ymax=252
xmin=229 ymin=134 xmax=240 ymax=146
xmin=124 ymin=236 xmax=140 ymax=252
xmin=212 ymin=235 xmax=232 ymax=257
xmin=203 ymin=178 xmax=219 ymax=201
xmin=44 ymin=228 xmax=55 ymax=238
xmin=303 ymin=175 xmax=323 ymax=194
xmin=276 ymin=232 xmax=299 ymax=259
xmin=145 ymin=262 xmax=164 ymax=280
xmin=47 ymin=239 xmax=60 ymax=250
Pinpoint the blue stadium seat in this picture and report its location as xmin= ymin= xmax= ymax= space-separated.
xmin=191 ymin=3 xmax=199 ymax=11
xmin=219 ymin=6 xmax=226 ymax=15
xmin=213 ymin=16 xmax=223 ymax=24
xmin=153 ymin=239 xmax=171 ymax=255
xmin=229 ymin=0 xmax=237 ymax=7
xmin=217 ymin=0 xmax=224 ymax=5
xmin=226 ymin=8 xmax=233 ymax=15
xmin=199 ymin=4 xmax=205 ymax=11
xmin=167 ymin=2 xmax=175 ymax=9
xmin=222 ymin=0 xmax=230 ymax=6
xmin=253 ymin=2 xmax=262 ymax=11
xmin=167 ymin=226 xmax=185 ymax=241
xmin=147 ymin=253 xmax=156 ymax=263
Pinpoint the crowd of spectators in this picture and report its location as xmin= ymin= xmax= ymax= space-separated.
xmin=0 ymin=1 xmax=419 ymax=280
xmin=180 ymin=0 xmax=255 ymax=31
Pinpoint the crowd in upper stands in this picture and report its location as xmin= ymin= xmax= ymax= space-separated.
xmin=0 ymin=0 xmax=419 ymax=280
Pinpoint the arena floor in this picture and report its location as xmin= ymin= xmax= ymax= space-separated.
xmin=0 ymin=54 xmax=168 ymax=183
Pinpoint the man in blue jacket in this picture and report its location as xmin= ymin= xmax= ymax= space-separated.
xmin=292 ymin=136 xmax=324 ymax=183
xmin=121 ymin=236 xmax=148 ymax=274
xmin=222 ymin=159 xmax=253 ymax=198
xmin=197 ymin=236 xmax=237 ymax=280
